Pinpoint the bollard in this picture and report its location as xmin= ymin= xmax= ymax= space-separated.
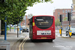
xmin=59 ymin=29 xmax=61 ymax=36
xmin=69 ymin=30 xmax=72 ymax=37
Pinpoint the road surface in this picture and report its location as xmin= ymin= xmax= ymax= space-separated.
xmin=9 ymin=31 xmax=75 ymax=50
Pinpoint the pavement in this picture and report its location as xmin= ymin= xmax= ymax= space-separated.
xmin=0 ymin=29 xmax=28 ymax=50
xmin=0 ymin=29 xmax=27 ymax=39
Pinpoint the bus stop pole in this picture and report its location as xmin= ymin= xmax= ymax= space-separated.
xmin=10 ymin=25 xmax=11 ymax=31
xmin=4 ymin=17 xmax=7 ymax=40
xmin=14 ymin=25 xmax=16 ymax=32
xmin=19 ymin=22 xmax=21 ymax=34
xmin=17 ymin=24 xmax=19 ymax=37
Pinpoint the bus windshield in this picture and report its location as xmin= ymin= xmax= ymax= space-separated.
xmin=35 ymin=16 xmax=53 ymax=29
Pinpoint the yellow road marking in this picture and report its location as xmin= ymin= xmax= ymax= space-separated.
xmin=19 ymin=38 xmax=26 ymax=50
xmin=19 ymin=37 xmax=28 ymax=50
xmin=22 ymin=37 xmax=28 ymax=50
xmin=11 ymin=38 xmax=22 ymax=50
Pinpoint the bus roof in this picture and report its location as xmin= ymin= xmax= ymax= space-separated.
xmin=33 ymin=15 xmax=54 ymax=17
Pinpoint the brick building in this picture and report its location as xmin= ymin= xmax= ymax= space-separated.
xmin=21 ymin=19 xmax=29 ymax=26
xmin=53 ymin=9 xmax=71 ymax=20
xmin=54 ymin=0 xmax=75 ymax=30
xmin=62 ymin=20 xmax=75 ymax=30
xmin=21 ymin=16 xmax=31 ymax=27
xmin=54 ymin=9 xmax=75 ymax=30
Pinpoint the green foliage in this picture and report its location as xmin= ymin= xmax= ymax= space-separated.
xmin=0 ymin=0 xmax=53 ymax=25
xmin=27 ymin=14 xmax=33 ymax=17
xmin=55 ymin=19 xmax=61 ymax=26
xmin=63 ymin=17 xmax=68 ymax=21
xmin=7 ymin=27 xmax=9 ymax=31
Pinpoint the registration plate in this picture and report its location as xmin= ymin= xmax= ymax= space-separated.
xmin=37 ymin=30 xmax=51 ymax=35
xmin=41 ymin=37 xmax=47 ymax=39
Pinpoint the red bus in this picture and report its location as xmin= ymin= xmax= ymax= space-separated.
xmin=29 ymin=15 xmax=55 ymax=42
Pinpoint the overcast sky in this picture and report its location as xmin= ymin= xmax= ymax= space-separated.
xmin=26 ymin=0 xmax=73 ymax=16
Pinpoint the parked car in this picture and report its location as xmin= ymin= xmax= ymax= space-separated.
xmin=22 ymin=28 xmax=29 ymax=32
xmin=21 ymin=26 xmax=29 ymax=32
xmin=66 ymin=27 xmax=75 ymax=36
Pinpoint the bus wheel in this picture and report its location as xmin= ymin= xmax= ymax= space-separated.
xmin=31 ymin=39 xmax=34 ymax=42
xmin=49 ymin=39 xmax=53 ymax=42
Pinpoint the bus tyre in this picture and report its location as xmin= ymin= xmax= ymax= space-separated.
xmin=31 ymin=39 xmax=34 ymax=42
xmin=49 ymin=39 xmax=53 ymax=42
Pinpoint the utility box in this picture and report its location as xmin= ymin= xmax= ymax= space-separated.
xmin=0 ymin=40 xmax=10 ymax=50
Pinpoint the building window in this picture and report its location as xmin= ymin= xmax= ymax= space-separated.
xmin=58 ymin=17 xmax=60 ymax=19
xmin=66 ymin=14 xmax=67 ymax=17
xmin=68 ymin=10 xmax=70 ymax=12
xmin=58 ymin=12 xmax=60 ymax=15
xmin=63 ymin=10 xmax=64 ymax=13
xmin=63 ymin=15 xmax=64 ymax=17
xmin=65 ymin=10 xmax=67 ymax=13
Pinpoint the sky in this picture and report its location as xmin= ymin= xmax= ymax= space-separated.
xmin=25 ymin=0 xmax=73 ymax=16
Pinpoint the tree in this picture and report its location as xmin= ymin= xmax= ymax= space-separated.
xmin=0 ymin=0 xmax=53 ymax=29
xmin=0 ymin=0 xmax=53 ymax=35
xmin=0 ymin=0 xmax=53 ymax=24
xmin=63 ymin=17 xmax=68 ymax=21
xmin=55 ymin=19 xmax=61 ymax=26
